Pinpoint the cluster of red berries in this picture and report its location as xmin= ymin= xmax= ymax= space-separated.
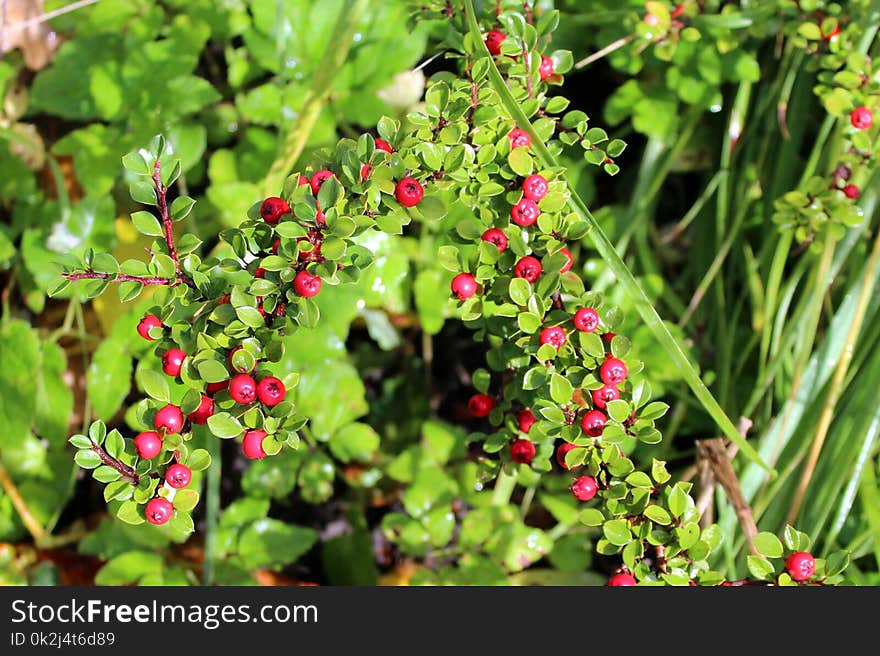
xmin=450 ymin=169 xmax=573 ymax=302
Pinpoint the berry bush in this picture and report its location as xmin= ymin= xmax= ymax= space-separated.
xmin=1 ymin=0 xmax=878 ymax=586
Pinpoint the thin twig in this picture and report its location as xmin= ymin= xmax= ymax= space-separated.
xmin=574 ymin=35 xmax=634 ymax=69
xmin=0 ymin=457 xmax=50 ymax=545
xmin=152 ymin=159 xmax=185 ymax=281
xmin=62 ymin=270 xmax=175 ymax=286
xmin=91 ymin=441 xmax=140 ymax=484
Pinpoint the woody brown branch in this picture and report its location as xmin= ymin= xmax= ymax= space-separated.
xmin=91 ymin=442 xmax=140 ymax=485
xmin=62 ymin=271 xmax=176 ymax=286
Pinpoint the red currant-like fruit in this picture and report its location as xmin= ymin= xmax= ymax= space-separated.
xmin=510 ymin=198 xmax=540 ymax=226
xmin=591 ymin=385 xmax=620 ymax=410
xmin=851 ymin=106 xmax=873 ymax=130
xmin=516 ymin=408 xmax=537 ymax=434
xmin=522 ymin=174 xmax=548 ymax=201
xmin=154 ymin=405 xmax=184 ymax=434
xmin=539 ymin=325 xmax=567 ymax=349
xmin=510 ymin=438 xmax=536 ymax=464
xmin=271 ymin=239 xmax=280 ymax=255
xmin=395 ymin=177 xmax=424 ymax=207
xmin=451 ymin=273 xmax=478 ymax=301
xmin=260 ymin=196 xmax=290 ymax=224
xmin=145 ymin=497 xmax=173 ymax=526
xmin=580 ymin=409 xmax=607 ymax=437
xmin=485 ymin=29 xmax=506 ymax=55
xmin=608 ymin=572 xmax=637 ymax=586
xmin=570 ymin=475 xmax=598 ymax=501
xmin=310 ymin=169 xmax=335 ymax=196
xmin=374 ymin=138 xmax=393 ymax=153
xmin=297 ymin=175 xmax=310 ymax=186
xmin=600 ymin=357 xmax=628 ymax=386
xmin=254 ymin=267 xmax=266 ymax=279
xmin=206 ymin=380 xmax=228 ymax=396
xmin=573 ymin=307 xmax=599 ymax=332
xmin=294 ymin=270 xmax=322 ymax=298
xmin=509 ymin=128 xmax=531 ymax=149
xmin=229 ymin=374 xmax=257 ymax=405
xmin=468 ymin=393 xmax=495 ymax=418
xmin=137 ymin=314 xmax=164 ymax=341
xmin=161 ymin=348 xmax=186 ymax=377
xmin=187 ymin=395 xmax=214 ymax=425
xmin=257 ymin=376 xmax=286 ymax=407
xmin=360 ymin=163 xmax=372 ymax=180
xmin=165 ymin=463 xmax=192 ymax=489
xmin=556 ymin=443 xmax=576 ymax=469
xmin=315 ymin=207 xmax=326 ymax=224
xmin=559 ymin=248 xmax=574 ymax=274
xmin=134 ymin=431 xmax=163 ymax=459
xmin=242 ymin=429 xmax=268 ymax=460
xmin=539 ymin=55 xmax=555 ymax=81
xmin=843 ymin=184 xmax=860 ymax=199
xmin=481 ymin=228 xmax=508 ymax=252
xmin=785 ymin=551 xmax=816 ymax=582
xmin=514 ymin=256 xmax=542 ymax=283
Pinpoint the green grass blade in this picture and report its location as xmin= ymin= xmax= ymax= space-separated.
xmin=461 ymin=0 xmax=769 ymax=470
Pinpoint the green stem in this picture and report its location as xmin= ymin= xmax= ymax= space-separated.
xmin=203 ymin=436 xmax=222 ymax=585
xmin=262 ymin=0 xmax=369 ymax=194
xmin=462 ymin=0 xmax=769 ymax=471
xmin=491 ymin=468 xmax=518 ymax=507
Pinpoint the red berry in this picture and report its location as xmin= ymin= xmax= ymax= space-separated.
xmin=451 ymin=272 xmax=478 ymax=301
xmin=570 ymin=475 xmax=598 ymax=501
xmin=580 ymin=409 xmax=607 ymax=437
xmin=522 ymin=174 xmax=548 ymax=201
xmin=851 ymin=106 xmax=873 ymax=130
xmin=468 ymin=393 xmax=495 ymax=418
xmin=360 ymin=163 xmax=372 ymax=180
xmin=600 ymin=357 xmax=628 ymax=386
xmin=134 ymin=431 xmax=163 ymax=459
xmin=310 ymin=169 xmax=335 ymax=196
xmin=539 ymin=325 xmax=567 ymax=349
xmin=315 ymin=207 xmax=326 ymax=224
xmin=242 ymin=429 xmax=267 ymax=460
xmin=260 ymin=196 xmax=290 ymax=224
xmin=557 ymin=443 xmax=576 ymax=469
xmin=559 ymin=248 xmax=574 ymax=274
xmin=294 ymin=270 xmax=322 ymax=298
xmin=145 ymin=497 xmax=173 ymax=525
xmin=165 ymin=464 xmax=192 ymax=489
xmin=206 ymin=380 xmax=228 ymax=396
xmin=608 ymin=572 xmax=637 ymax=586
xmin=481 ymin=228 xmax=508 ymax=252
xmin=187 ymin=395 xmax=214 ymax=425
xmin=485 ymin=29 xmax=506 ymax=55
xmin=509 ymin=128 xmax=531 ymax=149
xmin=229 ymin=374 xmax=257 ymax=405
xmin=137 ymin=314 xmax=164 ymax=341
xmin=228 ymin=345 xmax=257 ymax=373
xmin=161 ymin=348 xmax=186 ymax=377
xmin=785 ymin=551 xmax=816 ymax=582
xmin=539 ymin=55 xmax=555 ymax=81
xmin=395 ymin=177 xmax=424 ymax=207
xmin=516 ymin=409 xmax=537 ymax=434
xmin=591 ymin=385 xmax=620 ymax=410
xmin=297 ymin=175 xmax=310 ymax=186
xmin=154 ymin=405 xmax=184 ymax=434
xmin=510 ymin=438 xmax=536 ymax=464
xmin=510 ymin=198 xmax=540 ymax=226
xmin=573 ymin=308 xmax=600 ymax=332
xmin=374 ymin=138 xmax=393 ymax=153
xmin=271 ymin=239 xmax=280 ymax=255
xmin=843 ymin=184 xmax=860 ymax=199
xmin=514 ymin=256 xmax=542 ymax=283
xmin=602 ymin=332 xmax=616 ymax=342
xmin=256 ymin=376 xmax=286 ymax=407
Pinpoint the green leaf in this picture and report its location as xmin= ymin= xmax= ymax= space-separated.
xmin=462 ymin=0 xmax=770 ymax=472
xmin=753 ymin=532 xmax=784 ymax=559
xmin=508 ymin=148 xmax=533 ymax=176
xmin=643 ymin=505 xmax=672 ymax=525
xmin=74 ymin=449 xmax=102 ymax=469
xmin=329 ymin=422 xmax=380 ymax=463
xmin=238 ymin=519 xmax=318 ymax=569
xmin=579 ymin=508 xmax=605 ymax=526
xmin=746 ymin=555 xmax=775 ymax=581
xmin=509 ymin=278 xmax=531 ymax=305
xmin=172 ymin=489 xmax=200 ymax=512
xmin=130 ymin=211 xmax=163 ymax=237
xmin=207 ymin=413 xmax=244 ymax=439
xmin=116 ymin=501 xmax=145 ymax=525
xmin=187 ymin=449 xmax=211 ymax=472
xmin=137 ymin=368 xmax=170 ymax=402
xmin=549 ymin=374 xmax=573 ymax=404
xmin=603 ymin=519 xmax=631 ymax=546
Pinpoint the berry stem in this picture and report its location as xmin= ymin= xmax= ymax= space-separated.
xmin=91 ymin=441 xmax=140 ymax=484
xmin=152 ymin=159 xmax=191 ymax=286
xmin=62 ymin=270 xmax=176 ymax=286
